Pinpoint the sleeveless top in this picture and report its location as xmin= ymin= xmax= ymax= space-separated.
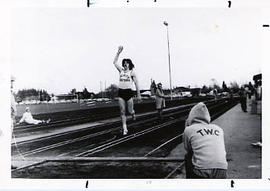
xmin=119 ymin=69 xmax=133 ymax=89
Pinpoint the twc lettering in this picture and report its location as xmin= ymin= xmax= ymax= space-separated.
xmin=197 ymin=129 xmax=220 ymax=136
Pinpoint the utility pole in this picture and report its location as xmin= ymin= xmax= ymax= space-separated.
xmin=164 ymin=21 xmax=173 ymax=100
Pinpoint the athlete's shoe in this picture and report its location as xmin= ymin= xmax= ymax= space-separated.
xmin=123 ymin=129 xmax=128 ymax=135
xmin=46 ymin=119 xmax=51 ymax=124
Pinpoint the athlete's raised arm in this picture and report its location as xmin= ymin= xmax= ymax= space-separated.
xmin=113 ymin=46 xmax=123 ymax=72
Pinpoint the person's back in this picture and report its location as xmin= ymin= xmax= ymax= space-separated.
xmin=184 ymin=123 xmax=227 ymax=169
xmin=183 ymin=102 xmax=227 ymax=178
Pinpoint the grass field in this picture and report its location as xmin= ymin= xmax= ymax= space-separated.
xmin=16 ymin=101 xmax=117 ymax=117
xmin=15 ymin=97 xmax=212 ymax=125
xmin=15 ymin=98 xmax=158 ymax=117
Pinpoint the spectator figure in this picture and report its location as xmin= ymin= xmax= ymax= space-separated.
xmin=150 ymin=80 xmax=157 ymax=96
xmin=256 ymin=80 xmax=262 ymax=101
xmin=11 ymin=76 xmax=17 ymax=128
xmin=213 ymin=89 xmax=218 ymax=102
xmin=250 ymin=84 xmax=258 ymax=114
xmin=18 ymin=107 xmax=50 ymax=125
xmin=155 ymin=83 xmax=167 ymax=123
xmin=183 ymin=102 xmax=228 ymax=178
xmin=113 ymin=46 xmax=141 ymax=135
xmin=248 ymin=82 xmax=255 ymax=99
xmin=250 ymin=75 xmax=262 ymax=146
xmin=254 ymin=79 xmax=262 ymax=115
xmin=228 ymin=89 xmax=234 ymax=99
xmin=239 ymin=87 xmax=247 ymax=112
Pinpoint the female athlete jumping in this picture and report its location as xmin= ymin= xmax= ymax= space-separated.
xmin=113 ymin=46 xmax=141 ymax=135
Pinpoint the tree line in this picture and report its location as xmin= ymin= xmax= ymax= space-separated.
xmin=16 ymin=89 xmax=51 ymax=102
xmin=14 ymin=81 xmax=241 ymax=102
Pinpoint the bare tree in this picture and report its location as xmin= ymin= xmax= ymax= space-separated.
xmin=105 ymin=84 xmax=119 ymax=99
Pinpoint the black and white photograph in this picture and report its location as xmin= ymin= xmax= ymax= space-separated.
xmin=1 ymin=0 xmax=269 ymax=189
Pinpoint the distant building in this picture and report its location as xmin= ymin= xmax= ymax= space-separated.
xmin=22 ymin=95 xmax=40 ymax=102
xmin=174 ymin=86 xmax=190 ymax=93
xmin=174 ymin=86 xmax=201 ymax=97
xmin=51 ymin=94 xmax=77 ymax=101
xmin=141 ymin=90 xmax=152 ymax=98
xmin=190 ymin=88 xmax=201 ymax=97
xmin=75 ymin=92 xmax=95 ymax=99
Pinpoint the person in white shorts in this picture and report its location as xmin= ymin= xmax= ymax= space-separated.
xmin=18 ymin=107 xmax=50 ymax=125
xmin=113 ymin=46 xmax=141 ymax=135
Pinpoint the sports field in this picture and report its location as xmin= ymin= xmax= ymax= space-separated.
xmin=15 ymin=98 xmax=155 ymax=117
xmin=16 ymin=101 xmax=114 ymax=117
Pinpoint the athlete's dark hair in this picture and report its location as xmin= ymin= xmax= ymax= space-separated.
xmin=122 ymin=58 xmax=134 ymax=70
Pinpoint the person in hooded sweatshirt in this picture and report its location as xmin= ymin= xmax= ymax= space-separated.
xmin=183 ymin=102 xmax=228 ymax=178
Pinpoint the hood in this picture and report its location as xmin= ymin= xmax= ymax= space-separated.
xmin=185 ymin=102 xmax=211 ymax=127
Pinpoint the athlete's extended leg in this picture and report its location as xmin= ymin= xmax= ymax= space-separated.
xmin=127 ymin=98 xmax=136 ymax=120
xmin=119 ymin=97 xmax=128 ymax=135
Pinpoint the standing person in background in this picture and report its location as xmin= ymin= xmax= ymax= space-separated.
xmin=183 ymin=102 xmax=228 ymax=178
xmin=11 ymin=76 xmax=17 ymax=128
xmin=239 ymin=87 xmax=247 ymax=112
xmin=213 ymin=89 xmax=218 ymax=102
xmin=256 ymin=80 xmax=262 ymax=101
xmin=250 ymin=82 xmax=258 ymax=114
xmin=150 ymin=80 xmax=157 ymax=96
xmin=248 ymin=82 xmax=255 ymax=99
xmin=155 ymin=83 xmax=167 ymax=123
xmin=10 ymin=77 xmax=17 ymax=169
xmin=113 ymin=46 xmax=141 ymax=135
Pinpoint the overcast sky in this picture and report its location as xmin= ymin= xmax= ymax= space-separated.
xmin=10 ymin=7 xmax=261 ymax=94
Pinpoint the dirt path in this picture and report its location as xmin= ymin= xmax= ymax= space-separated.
xmin=214 ymin=103 xmax=261 ymax=179
xmin=168 ymin=102 xmax=261 ymax=179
